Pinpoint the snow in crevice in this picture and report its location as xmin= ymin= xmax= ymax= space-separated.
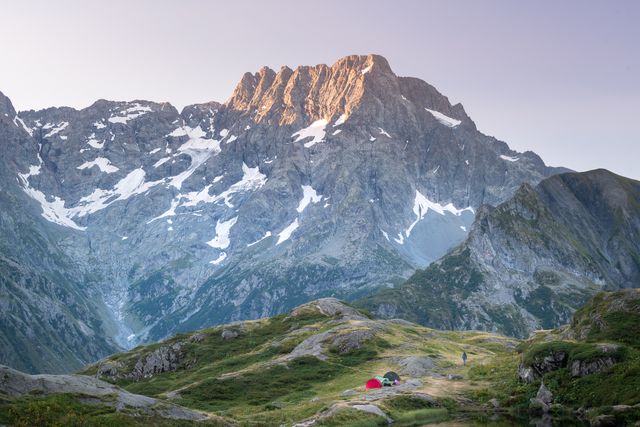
xmin=381 ymin=229 xmax=390 ymax=241
xmin=93 ymin=121 xmax=106 ymax=129
xmin=149 ymin=147 xmax=161 ymax=154
xmin=43 ymin=121 xmax=69 ymax=138
xmin=247 ymin=231 xmax=272 ymax=247
xmin=277 ymin=218 xmax=299 ymax=245
xmin=361 ymin=65 xmax=372 ymax=74
xmin=292 ymin=119 xmax=328 ymax=148
xmin=207 ymin=216 xmax=238 ymax=249
xmin=107 ymin=103 xmax=152 ymax=124
xmin=210 ymin=252 xmax=227 ymax=265
xmin=332 ymin=129 xmax=342 ymax=136
xmin=378 ymin=127 xmax=391 ymax=138
xmin=13 ymin=116 xmax=33 ymax=136
xmin=296 ymin=185 xmax=322 ymax=213
xmin=499 ymin=154 xmax=519 ymax=162
xmin=147 ymin=199 xmax=180 ymax=224
xmin=77 ymin=157 xmax=119 ymax=173
xmin=425 ymin=108 xmax=461 ymax=128
xmin=153 ymin=157 xmax=171 ymax=168
xmin=404 ymin=190 xmax=475 ymax=239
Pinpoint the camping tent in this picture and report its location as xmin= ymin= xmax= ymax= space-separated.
xmin=374 ymin=375 xmax=393 ymax=387
xmin=365 ymin=378 xmax=383 ymax=389
xmin=384 ymin=371 xmax=401 ymax=383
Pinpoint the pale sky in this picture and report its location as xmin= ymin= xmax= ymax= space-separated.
xmin=1 ymin=0 xmax=638 ymax=179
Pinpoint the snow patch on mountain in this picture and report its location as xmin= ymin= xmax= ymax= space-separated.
xmin=207 ymin=216 xmax=238 ymax=249
xmin=86 ymin=133 xmax=104 ymax=149
xmin=277 ymin=218 xmax=299 ymax=245
xmin=77 ymin=157 xmax=119 ymax=173
xmin=167 ymin=125 xmax=222 ymax=189
xmin=13 ymin=116 xmax=33 ymax=136
xmin=209 ymin=252 xmax=227 ymax=265
xmin=292 ymin=119 xmax=328 ymax=148
xmin=378 ymin=127 xmax=391 ymax=138
xmin=333 ymin=114 xmax=347 ymax=127
xmin=248 ymin=231 xmax=272 ymax=247
xmin=19 ymin=163 xmax=166 ymax=230
xmin=425 ymin=109 xmax=461 ymax=128
xmin=153 ymin=157 xmax=171 ymax=168
xmin=108 ymin=103 xmax=152 ymax=124
xmin=296 ymin=185 xmax=322 ymax=213
xmin=43 ymin=121 xmax=69 ymax=138
xmin=500 ymin=154 xmax=519 ymax=162
xmin=405 ymin=190 xmax=474 ymax=238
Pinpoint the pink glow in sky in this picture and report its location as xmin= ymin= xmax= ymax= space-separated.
xmin=1 ymin=0 xmax=638 ymax=179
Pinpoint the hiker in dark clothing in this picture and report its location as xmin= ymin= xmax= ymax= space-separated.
xmin=462 ymin=351 xmax=467 ymax=366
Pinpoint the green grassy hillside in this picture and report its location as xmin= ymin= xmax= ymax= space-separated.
xmin=2 ymin=292 xmax=638 ymax=426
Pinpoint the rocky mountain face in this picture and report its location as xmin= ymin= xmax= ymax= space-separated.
xmin=358 ymin=170 xmax=640 ymax=337
xmin=0 ymin=96 xmax=119 ymax=373
xmin=0 ymin=54 xmax=560 ymax=371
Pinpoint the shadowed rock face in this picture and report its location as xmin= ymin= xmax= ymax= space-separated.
xmin=0 ymin=54 xmax=560 ymax=371
xmin=359 ymin=170 xmax=640 ymax=337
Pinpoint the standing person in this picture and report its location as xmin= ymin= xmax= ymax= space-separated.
xmin=462 ymin=351 xmax=467 ymax=366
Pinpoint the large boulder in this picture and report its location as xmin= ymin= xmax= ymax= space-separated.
xmin=529 ymin=382 xmax=553 ymax=414
xmin=395 ymin=356 xmax=435 ymax=378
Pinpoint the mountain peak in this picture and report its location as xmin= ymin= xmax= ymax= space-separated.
xmin=225 ymin=53 xmax=472 ymax=130
xmin=0 ymin=90 xmax=17 ymax=118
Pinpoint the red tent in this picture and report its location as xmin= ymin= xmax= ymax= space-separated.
xmin=365 ymin=378 xmax=383 ymax=389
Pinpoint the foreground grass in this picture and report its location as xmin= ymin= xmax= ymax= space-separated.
xmin=0 ymin=393 xmax=226 ymax=427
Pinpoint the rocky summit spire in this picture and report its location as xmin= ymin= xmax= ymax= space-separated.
xmin=225 ymin=54 xmax=473 ymax=130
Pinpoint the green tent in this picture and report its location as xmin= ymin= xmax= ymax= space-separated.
xmin=374 ymin=375 xmax=392 ymax=387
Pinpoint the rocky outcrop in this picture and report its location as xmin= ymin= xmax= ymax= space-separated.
xmin=293 ymin=401 xmax=393 ymax=427
xmin=221 ymin=329 xmax=239 ymax=340
xmin=570 ymin=357 xmax=616 ymax=377
xmin=290 ymin=298 xmax=367 ymax=321
xmin=518 ymin=351 xmax=568 ymax=383
xmin=0 ymin=364 xmax=208 ymax=421
xmin=284 ymin=320 xmax=381 ymax=361
xmin=129 ymin=343 xmax=184 ymax=380
xmin=95 ymin=342 xmax=186 ymax=381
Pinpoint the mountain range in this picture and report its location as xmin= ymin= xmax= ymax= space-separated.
xmin=0 ymin=54 xmax=636 ymax=374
